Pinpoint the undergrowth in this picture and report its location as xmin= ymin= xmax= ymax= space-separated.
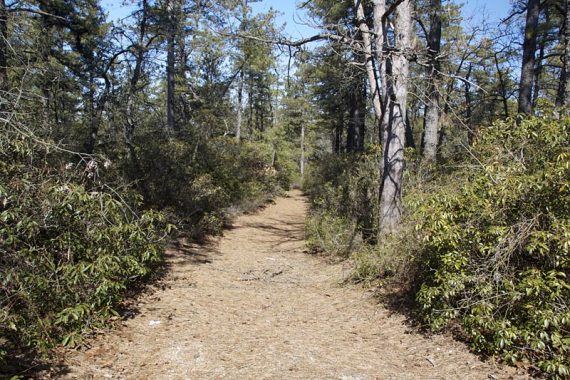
xmin=414 ymin=115 xmax=569 ymax=377
xmin=305 ymin=114 xmax=569 ymax=378
xmin=0 ymin=128 xmax=168 ymax=369
xmin=1 ymin=116 xmax=294 ymax=373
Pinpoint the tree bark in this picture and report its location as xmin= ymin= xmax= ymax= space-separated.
xmin=465 ymin=63 xmax=475 ymax=145
xmin=532 ymin=41 xmax=544 ymax=108
xmin=235 ymin=0 xmax=247 ymax=141
xmin=405 ymin=112 xmax=415 ymax=148
xmin=379 ymin=0 xmax=411 ymax=234
xmin=357 ymin=78 xmax=366 ymax=150
xmin=0 ymin=0 xmax=8 ymax=111
xmin=494 ymin=53 xmax=509 ymax=118
xmin=300 ymin=123 xmax=305 ymax=178
xmin=518 ymin=0 xmax=540 ymax=115
xmin=355 ymin=0 xmax=382 ymax=121
xmin=556 ymin=0 xmax=570 ymax=108
xmin=421 ymin=0 xmax=442 ymax=162
xmin=347 ymin=91 xmax=358 ymax=152
xmin=562 ymin=0 xmax=570 ymax=106
xmin=166 ymin=0 xmax=178 ymax=132
xmin=247 ymin=75 xmax=253 ymax=135
xmin=84 ymin=74 xmax=98 ymax=154
xmin=347 ymin=78 xmax=366 ymax=152
xmin=126 ymin=0 xmax=149 ymax=162
xmin=373 ymin=0 xmax=389 ymax=145
xmin=333 ymin=121 xmax=343 ymax=154
xmin=236 ymin=69 xmax=243 ymax=141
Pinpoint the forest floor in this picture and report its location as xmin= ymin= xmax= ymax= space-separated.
xmin=43 ymin=191 xmax=529 ymax=379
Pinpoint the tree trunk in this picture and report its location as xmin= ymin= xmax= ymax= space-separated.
xmin=494 ymin=53 xmax=509 ymax=118
xmin=562 ymin=0 xmax=570 ymax=106
xmin=518 ymin=0 xmax=540 ymax=115
xmin=421 ymin=0 xmax=442 ymax=162
xmin=300 ymin=124 xmax=305 ymax=178
xmin=347 ymin=91 xmax=357 ymax=152
xmin=465 ymin=63 xmax=475 ymax=145
xmin=166 ymin=0 xmax=177 ymax=132
xmin=357 ymin=78 xmax=366 ymax=150
xmin=556 ymin=0 xmax=570 ymax=108
xmin=235 ymin=0 xmax=247 ymax=141
xmin=236 ymin=69 xmax=243 ymax=141
xmin=247 ymin=76 xmax=253 ymax=135
xmin=333 ymin=121 xmax=343 ymax=154
xmin=373 ymin=0 xmax=390 ymax=146
xmin=355 ymin=0 xmax=382 ymax=121
xmin=0 ymin=0 xmax=8 ymax=112
xmin=126 ymin=0 xmax=149 ymax=163
xmin=347 ymin=79 xmax=366 ymax=152
xmin=379 ymin=0 xmax=411 ymax=234
xmin=84 ymin=74 xmax=98 ymax=154
xmin=405 ymin=112 xmax=415 ymax=148
xmin=532 ymin=41 xmax=545 ymax=108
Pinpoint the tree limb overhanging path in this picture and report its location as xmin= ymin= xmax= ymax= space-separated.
xmin=51 ymin=192 xmax=525 ymax=379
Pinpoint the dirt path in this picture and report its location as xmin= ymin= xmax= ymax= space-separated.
xmin=51 ymin=191 xmax=526 ymax=379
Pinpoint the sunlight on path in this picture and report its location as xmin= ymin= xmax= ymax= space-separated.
xmin=49 ymin=191 xmax=526 ymax=380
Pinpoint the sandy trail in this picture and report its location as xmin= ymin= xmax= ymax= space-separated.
xmin=50 ymin=191 xmax=525 ymax=379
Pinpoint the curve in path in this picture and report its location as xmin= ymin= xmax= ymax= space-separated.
xmin=52 ymin=191 xmax=525 ymax=379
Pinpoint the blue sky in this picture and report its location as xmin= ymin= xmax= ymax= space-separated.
xmin=102 ymin=0 xmax=513 ymax=38
xmin=460 ymin=0 xmax=512 ymax=25
xmin=249 ymin=1 xmax=513 ymax=39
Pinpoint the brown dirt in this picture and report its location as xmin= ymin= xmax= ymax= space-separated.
xmin=46 ymin=191 xmax=529 ymax=379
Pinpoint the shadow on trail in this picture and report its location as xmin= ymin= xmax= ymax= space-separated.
xmin=168 ymin=238 xmax=222 ymax=267
xmin=240 ymin=218 xmax=305 ymax=249
xmin=24 ymin=194 xmax=304 ymax=379
xmin=15 ymin=235 xmax=222 ymax=378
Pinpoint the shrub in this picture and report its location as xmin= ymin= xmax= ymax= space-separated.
xmin=304 ymin=148 xmax=381 ymax=245
xmin=133 ymin=135 xmax=286 ymax=220
xmin=414 ymin=115 xmax=569 ymax=377
xmin=306 ymin=211 xmax=358 ymax=257
xmin=351 ymin=225 xmax=418 ymax=286
xmin=0 ymin=129 xmax=167 ymax=362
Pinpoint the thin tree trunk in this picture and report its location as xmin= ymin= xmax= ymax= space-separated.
xmin=235 ymin=0 xmax=247 ymax=141
xmin=562 ymin=0 xmax=570 ymax=106
xmin=379 ymin=0 xmax=411 ymax=234
xmin=236 ymin=69 xmax=243 ymax=141
xmin=533 ymin=5 xmax=550 ymax=108
xmin=166 ymin=0 xmax=177 ymax=132
xmin=518 ymin=0 xmax=540 ymax=115
xmin=465 ymin=63 xmax=475 ymax=145
xmin=247 ymin=76 xmax=253 ymax=135
xmin=300 ymin=124 xmax=305 ymax=178
xmin=421 ymin=0 xmax=442 ymax=162
xmin=347 ymin=79 xmax=366 ymax=152
xmin=347 ymin=91 xmax=358 ymax=152
xmin=84 ymin=74 xmax=98 ymax=154
xmin=443 ymin=48 xmax=471 ymax=114
xmin=405 ymin=112 xmax=415 ymax=148
xmin=493 ymin=53 xmax=509 ymax=118
xmin=126 ymin=0 xmax=148 ymax=163
xmin=532 ymin=42 xmax=544 ymax=107
xmin=334 ymin=122 xmax=343 ymax=154
xmin=255 ymin=104 xmax=261 ymax=137
xmin=0 ymin=0 xmax=8 ymax=112
xmin=357 ymin=78 xmax=366 ymax=150
xmin=556 ymin=0 xmax=570 ymax=107
xmin=38 ymin=9 xmax=54 ymax=126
